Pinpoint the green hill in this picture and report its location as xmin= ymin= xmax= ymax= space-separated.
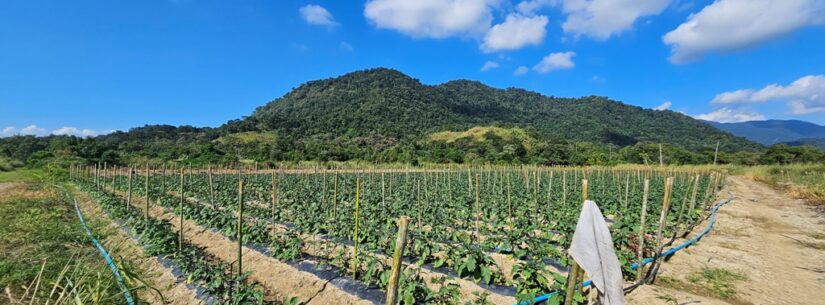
xmin=241 ymin=68 xmax=758 ymax=152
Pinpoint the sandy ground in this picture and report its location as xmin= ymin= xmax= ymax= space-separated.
xmin=628 ymin=176 xmax=825 ymax=305
xmin=73 ymin=189 xmax=204 ymax=305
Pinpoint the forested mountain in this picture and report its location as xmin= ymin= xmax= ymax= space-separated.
xmin=708 ymin=120 xmax=825 ymax=146
xmin=6 ymin=67 xmax=801 ymax=167
xmin=241 ymin=68 xmax=758 ymax=152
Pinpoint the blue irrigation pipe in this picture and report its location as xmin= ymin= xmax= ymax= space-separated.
xmin=515 ymin=192 xmax=735 ymax=305
xmin=67 ymin=188 xmax=136 ymax=305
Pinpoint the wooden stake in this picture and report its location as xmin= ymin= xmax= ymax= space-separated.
xmin=179 ymin=170 xmax=184 ymax=253
xmin=636 ymin=179 xmax=649 ymax=283
xmin=649 ymin=177 xmax=673 ymax=283
xmin=475 ymin=174 xmax=481 ymax=242
xmin=144 ymin=164 xmax=150 ymax=219
xmin=352 ymin=178 xmax=361 ymax=280
xmin=127 ymin=167 xmax=133 ymax=210
xmin=208 ymin=165 xmax=216 ymax=208
xmin=237 ymin=179 xmax=244 ymax=277
xmin=385 ymin=216 xmax=410 ymax=305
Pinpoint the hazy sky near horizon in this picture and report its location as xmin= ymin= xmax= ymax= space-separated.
xmin=2 ymin=0 xmax=824 ymax=137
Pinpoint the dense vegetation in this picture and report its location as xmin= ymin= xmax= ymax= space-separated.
xmin=2 ymin=68 xmax=823 ymax=167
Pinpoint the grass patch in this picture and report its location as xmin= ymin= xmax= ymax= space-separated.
xmin=0 ymin=183 xmax=126 ymax=304
xmin=686 ymin=268 xmax=747 ymax=298
xmin=659 ymin=267 xmax=751 ymax=305
xmin=0 ymin=169 xmax=45 ymax=183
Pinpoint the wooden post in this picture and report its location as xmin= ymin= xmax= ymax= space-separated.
xmin=562 ymin=171 xmax=567 ymax=205
xmin=507 ymin=173 xmax=512 ymax=231
xmin=381 ymin=172 xmax=386 ymax=209
xmin=713 ymin=141 xmax=720 ymax=166
xmin=352 ymin=178 xmax=361 ymax=280
xmin=565 ymin=261 xmax=582 ymax=304
xmin=144 ymin=164 xmax=150 ymax=219
xmin=333 ymin=172 xmax=338 ymax=219
xmin=636 ymin=179 xmax=650 ymax=283
xmin=416 ymin=180 xmax=421 ymax=230
xmin=179 ymin=170 xmax=184 ymax=253
xmin=208 ymin=165 xmax=216 ymax=208
xmin=127 ymin=167 xmax=133 ymax=210
xmin=659 ymin=144 xmax=664 ymax=167
xmin=385 ymin=216 xmax=410 ymax=305
xmin=237 ymin=179 xmax=244 ymax=277
xmin=623 ymin=174 xmax=630 ymax=211
xmin=271 ymin=172 xmax=278 ymax=236
xmin=475 ymin=174 xmax=481 ymax=242
xmin=687 ymin=175 xmax=700 ymax=217
xmin=649 ymin=177 xmax=673 ymax=283
xmin=564 ymin=179 xmax=589 ymax=305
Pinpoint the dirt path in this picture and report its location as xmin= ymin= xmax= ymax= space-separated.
xmin=629 ymin=176 xmax=825 ymax=305
xmin=73 ymin=189 xmax=203 ymax=305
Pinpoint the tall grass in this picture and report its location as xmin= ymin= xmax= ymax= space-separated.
xmin=0 ymin=184 xmax=136 ymax=304
xmin=744 ymin=164 xmax=825 ymax=203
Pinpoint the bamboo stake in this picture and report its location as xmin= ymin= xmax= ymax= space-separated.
xmin=127 ymin=167 xmax=133 ymax=210
xmin=352 ymin=178 xmax=361 ymax=280
xmin=385 ymin=216 xmax=410 ymax=305
xmin=144 ymin=164 xmax=150 ymax=219
xmin=649 ymin=177 xmax=673 ymax=283
xmin=237 ymin=179 xmax=244 ymax=277
xmin=272 ymin=172 xmax=278 ymax=236
xmin=636 ymin=179 xmax=649 ymax=283
xmin=179 ymin=170 xmax=184 ymax=253
xmin=208 ymin=165 xmax=216 ymax=208
xmin=475 ymin=174 xmax=481 ymax=242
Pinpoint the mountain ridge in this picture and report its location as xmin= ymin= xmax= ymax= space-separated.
xmin=240 ymin=68 xmax=759 ymax=152
xmin=707 ymin=119 xmax=825 ymax=147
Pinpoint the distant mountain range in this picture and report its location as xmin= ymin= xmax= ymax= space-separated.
xmin=707 ymin=120 xmax=825 ymax=148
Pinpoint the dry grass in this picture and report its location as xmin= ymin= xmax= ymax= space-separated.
xmin=658 ymin=267 xmax=752 ymax=305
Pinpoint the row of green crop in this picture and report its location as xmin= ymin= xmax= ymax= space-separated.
xmin=75 ymin=181 xmax=287 ymax=305
xmin=76 ymin=167 xmax=724 ymax=304
xmin=77 ymin=171 xmax=504 ymax=305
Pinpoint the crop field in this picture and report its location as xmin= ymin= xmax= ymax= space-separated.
xmin=68 ymin=165 xmax=724 ymax=305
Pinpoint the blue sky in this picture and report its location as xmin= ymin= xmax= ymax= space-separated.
xmin=2 ymin=0 xmax=824 ymax=137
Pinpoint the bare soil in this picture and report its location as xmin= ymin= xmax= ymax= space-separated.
xmin=628 ymin=176 xmax=825 ymax=305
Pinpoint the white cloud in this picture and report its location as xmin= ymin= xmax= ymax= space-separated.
xmin=480 ymin=61 xmax=500 ymax=71
xmin=481 ymin=14 xmax=548 ymax=52
xmin=711 ymin=89 xmax=756 ymax=104
xmin=711 ymin=75 xmax=825 ymax=114
xmin=561 ymin=0 xmax=671 ymax=40
xmin=0 ymin=127 xmax=18 ymax=137
xmin=21 ymin=125 xmax=47 ymax=136
xmin=299 ymin=4 xmax=339 ymax=27
xmin=364 ymin=0 xmax=496 ymax=39
xmin=340 ymin=41 xmax=354 ymax=52
xmin=694 ymin=107 xmax=767 ymax=123
xmin=654 ymin=101 xmax=672 ymax=110
xmin=0 ymin=125 xmax=108 ymax=138
xmin=663 ymin=0 xmax=825 ymax=63
xmin=52 ymin=127 xmax=98 ymax=137
xmin=516 ymin=0 xmax=557 ymax=15
xmin=514 ymin=66 xmax=529 ymax=75
xmin=533 ymin=51 xmax=575 ymax=73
